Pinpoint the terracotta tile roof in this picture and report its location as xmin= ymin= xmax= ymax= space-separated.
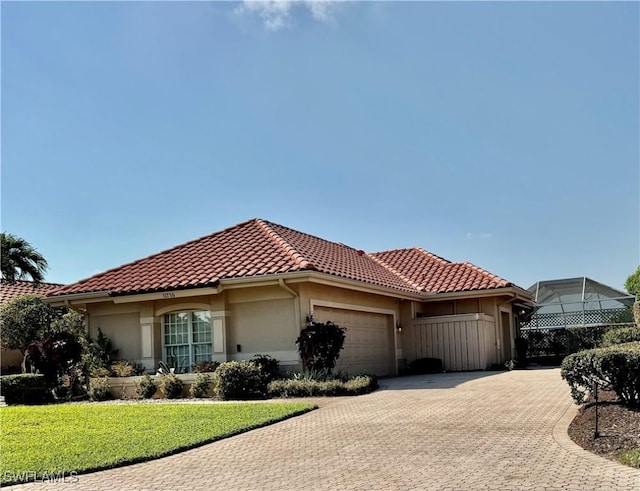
xmin=0 ymin=280 xmax=65 ymax=304
xmin=50 ymin=219 xmax=418 ymax=297
xmin=370 ymin=248 xmax=515 ymax=293
xmin=50 ymin=219 xmax=525 ymax=298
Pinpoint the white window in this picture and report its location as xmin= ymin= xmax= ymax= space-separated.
xmin=163 ymin=311 xmax=212 ymax=372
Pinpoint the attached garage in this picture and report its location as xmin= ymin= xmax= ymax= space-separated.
xmin=313 ymin=305 xmax=396 ymax=377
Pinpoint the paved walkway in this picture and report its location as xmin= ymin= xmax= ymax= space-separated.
xmin=5 ymin=369 xmax=640 ymax=490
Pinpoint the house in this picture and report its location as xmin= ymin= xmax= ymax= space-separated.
xmin=0 ymin=280 xmax=65 ymax=371
xmin=47 ymin=219 xmax=533 ymax=375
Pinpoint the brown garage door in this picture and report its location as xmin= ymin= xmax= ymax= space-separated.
xmin=314 ymin=306 xmax=394 ymax=376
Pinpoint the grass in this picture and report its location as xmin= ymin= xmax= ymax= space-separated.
xmin=618 ymin=448 xmax=640 ymax=468
xmin=0 ymin=402 xmax=314 ymax=485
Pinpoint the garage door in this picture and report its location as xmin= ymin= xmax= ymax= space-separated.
xmin=314 ymin=306 xmax=394 ymax=376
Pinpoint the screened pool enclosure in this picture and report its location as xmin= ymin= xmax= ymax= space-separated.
xmin=520 ymin=277 xmax=635 ymax=330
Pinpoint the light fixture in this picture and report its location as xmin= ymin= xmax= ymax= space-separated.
xmin=396 ymin=322 xmax=402 ymax=333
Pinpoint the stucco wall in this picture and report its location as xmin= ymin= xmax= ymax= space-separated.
xmin=89 ymin=311 xmax=141 ymax=362
xmin=228 ymin=297 xmax=298 ymax=363
xmin=1 ymin=348 xmax=23 ymax=370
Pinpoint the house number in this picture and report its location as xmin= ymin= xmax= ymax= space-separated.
xmin=162 ymin=292 xmax=176 ymax=298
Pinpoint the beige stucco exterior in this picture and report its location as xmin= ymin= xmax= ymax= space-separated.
xmin=53 ymin=274 xmax=527 ymax=376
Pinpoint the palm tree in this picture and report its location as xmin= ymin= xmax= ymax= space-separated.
xmin=1 ymin=233 xmax=48 ymax=284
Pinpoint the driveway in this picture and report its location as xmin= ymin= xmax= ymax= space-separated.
xmin=5 ymin=369 xmax=640 ymax=490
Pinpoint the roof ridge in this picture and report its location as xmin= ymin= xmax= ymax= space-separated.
xmin=366 ymin=252 xmax=425 ymax=291
xmin=458 ymin=261 xmax=511 ymax=285
xmin=254 ymin=219 xmax=316 ymax=271
xmin=0 ymin=279 xmax=64 ymax=287
xmin=414 ymin=247 xmax=451 ymax=265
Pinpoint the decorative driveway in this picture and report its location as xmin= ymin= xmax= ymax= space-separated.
xmin=6 ymin=369 xmax=640 ymax=490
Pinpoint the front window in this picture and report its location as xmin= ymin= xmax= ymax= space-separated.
xmin=163 ymin=311 xmax=212 ymax=372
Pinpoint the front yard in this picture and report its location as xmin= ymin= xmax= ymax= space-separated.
xmin=0 ymin=402 xmax=314 ymax=485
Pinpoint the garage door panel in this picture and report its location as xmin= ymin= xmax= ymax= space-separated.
xmin=314 ymin=306 xmax=393 ymax=376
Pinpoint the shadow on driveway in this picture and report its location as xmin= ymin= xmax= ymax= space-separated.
xmin=378 ymin=370 xmax=506 ymax=390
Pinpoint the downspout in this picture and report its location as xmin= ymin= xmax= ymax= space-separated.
xmin=278 ymin=279 xmax=302 ymax=358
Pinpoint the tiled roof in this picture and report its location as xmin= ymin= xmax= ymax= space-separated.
xmin=50 ymin=219 xmax=418 ymax=297
xmin=370 ymin=248 xmax=513 ymax=293
xmin=0 ymin=280 xmax=65 ymax=304
xmin=50 ymin=219 xmax=525 ymax=298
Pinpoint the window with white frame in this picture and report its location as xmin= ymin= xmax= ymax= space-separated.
xmin=163 ymin=311 xmax=212 ymax=372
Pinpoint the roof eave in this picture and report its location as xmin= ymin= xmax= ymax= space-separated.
xmin=421 ymin=286 xmax=534 ymax=304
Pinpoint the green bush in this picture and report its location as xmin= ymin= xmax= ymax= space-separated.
xmin=87 ymin=378 xmax=111 ymax=401
xmin=0 ymin=374 xmax=51 ymax=405
xmin=158 ymin=373 xmax=184 ymax=399
xmin=252 ymin=354 xmax=280 ymax=382
xmin=192 ymin=360 xmax=220 ymax=373
xmin=110 ymin=361 xmax=135 ymax=377
xmin=601 ymin=326 xmax=640 ymax=347
xmin=189 ymin=373 xmax=212 ymax=398
xmin=213 ymin=361 xmax=268 ymax=400
xmin=567 ymin=325 xmax=633 ymax=352
xmin=268 ymin=375 xmax=377 ymax=398
xmin=135 ymin=374 xmax=157 ymax=399
xmin=560 ymin=342 xmax=640 ymax=407
xmin=90 ymin=367 xmax=112 ymax=378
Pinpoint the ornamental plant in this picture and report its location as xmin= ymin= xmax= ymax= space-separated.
xmin=560 ymin=342 xmax=640 ymax=407
xmin=295 ymin=321 xmax=346 ymax=378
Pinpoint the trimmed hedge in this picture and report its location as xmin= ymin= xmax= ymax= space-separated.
xmin=601 ymin=326 xmax=640 ymax=347
xmin=268 ymin=375 xmax=377 ymax=398
xmin=213 ymin=361 xmax=268 ymax=400
xmin=560 ymin=342 xmax=640 ymax=407
xmin=0 ymin=374 xmax=51 ymax=405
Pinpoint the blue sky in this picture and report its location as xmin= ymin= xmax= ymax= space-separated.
xmin=2 ymin=1 xmax=638 ymax=291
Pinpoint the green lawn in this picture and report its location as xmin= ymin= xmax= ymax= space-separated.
xmin=618 ymin=448 xmax=640 ymax=468
xmin=0 ymin=402 xmax=314 ymax=485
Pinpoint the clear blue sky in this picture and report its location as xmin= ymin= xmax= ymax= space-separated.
xmin=2 ymin=1 xmax=638 ymax=291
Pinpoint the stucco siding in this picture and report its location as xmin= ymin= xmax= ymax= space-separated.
xmin=90 ymin=312 xmax=141 ymax=362
xmin=228 ymin=297 xmax=298 ymax=363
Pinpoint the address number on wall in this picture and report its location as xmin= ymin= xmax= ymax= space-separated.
xmin=162 ymin=292 xmax=176 ymax=298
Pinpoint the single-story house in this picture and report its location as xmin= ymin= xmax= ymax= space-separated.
xmin=0 ymin=280 xmax=65 ymax=371
xmin=47 ymin=219 xmax=533 ymax=376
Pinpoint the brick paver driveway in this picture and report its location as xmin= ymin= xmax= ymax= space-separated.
xmin=6 ymin=368 xmax=640 ymax=490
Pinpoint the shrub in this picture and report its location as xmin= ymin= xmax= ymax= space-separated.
xmin=213 ymin=361 xmax=268 ymax=400
xmin=601 ymin=326 xmax=640 ymax=347
xmin=0 ymin=374 xmax=51 ymax=405
xmin=88 ymin=378 xmax=111 ymax=401
xmin=567 ymin=325 xmax=631 ymax=352
xmin=83 ymin=328 xmax=118 ymax=371
xmin=110 ymin=361 xmax=135 ymax=377
xmin=268 ymin=375 xmax=377 ymax=398
xmin=135 ymin=374 xmax=158 ymax=399
xmin=189 ymin=373 xmax=212 ymax=398
xmin=192 ymin=360 xmax=220 ymax=373
xmin=634 ymin=301 xmax=640 ymax=326
xmin=560 ymin=342 xmax=640 ymax=407
xmin=296 ymin=321 xmax=346 ymax=377
xmin=408 ymin=358 xmax=443 ymax=374
xmin=252 ymin=354 xmax=280 ymax=382
xmin=23 ymin=331 xmax=85 ymax=400
xmin=90 ymin=367 xmax=112 ymax=378
xmin=158 ymin=373 xmax=184 ymax=399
